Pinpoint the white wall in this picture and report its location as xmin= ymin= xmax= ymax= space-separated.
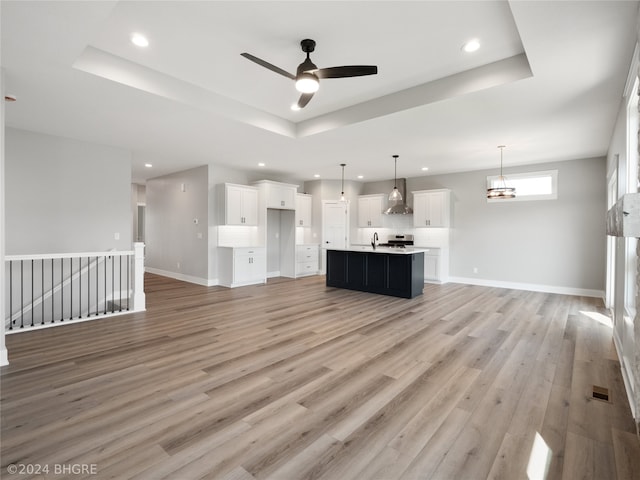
xmin=1 ymin=68 xmax=8 ymax=365
xmin=407 ymin=157 xmax=606 ymax=293
xmin=5 ymin=128 xmax=132 ymax=254
xmin=146 ymin=165 xmax=209 ymax=283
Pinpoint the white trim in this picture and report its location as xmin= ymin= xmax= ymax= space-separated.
xmin=487 ymin=169 xmax=558 ymax=202
xmin=145 ymin=267 xmax=216 ymax=287
xmin=623 ymin=43 xmax=639 ymax=100
xmin=6 ymin=308 xmax=136 ymax=335
xmin=449 ymin=276 xmax=604 ymax=299
xmin=6 ymin=250 xmax=134 ymax=261
xmin=0 ymin=347 xmax=8 ymax=366
xmin=612 ymin=328 xmax=639 ymax=422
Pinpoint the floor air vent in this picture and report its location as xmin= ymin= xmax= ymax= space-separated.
xmin=592 ymin=385 xmax=610 ymax=402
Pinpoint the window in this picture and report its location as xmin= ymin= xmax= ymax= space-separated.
xmin=486 ymin=170 xmax=558 ymax=202
xmin=623 ymin=75 xmax=638 ymax=319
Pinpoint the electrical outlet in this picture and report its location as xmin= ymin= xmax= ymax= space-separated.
xmin=473 ymin=267 xmax=478 ymax=274
xmin=114 ymin=232 xmax=120 ymax=240
xmin=177 ymin=262 xmax=181 ymax=269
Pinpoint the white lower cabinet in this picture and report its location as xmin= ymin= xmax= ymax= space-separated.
xmin=423 ymin=248 xmax=448 ymax=283
xmin=218 ymin=247 xmax=266 ymax=288
xmin=296 ymin=244 xmax=319 ymax=277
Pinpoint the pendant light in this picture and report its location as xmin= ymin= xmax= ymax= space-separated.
xmin=339 ymin=163 xmax=347 ymax=202
xmin=487 ymin=145 xmax=516 ymax=199
xmin=389 ymin=155 xmax=402 ymax=202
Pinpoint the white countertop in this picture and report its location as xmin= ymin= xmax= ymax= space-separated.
xmin=328 ymin=246 xmax=430 ymax=255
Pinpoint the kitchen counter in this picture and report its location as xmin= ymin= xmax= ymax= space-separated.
xmin=326 ymin=248 xmax=424 ymax=298
xmin=330 ymin=245 xmax=431 ymax=255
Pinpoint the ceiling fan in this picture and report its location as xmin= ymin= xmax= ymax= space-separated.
xmin=241 ymin=39 xmax=378 ymax=109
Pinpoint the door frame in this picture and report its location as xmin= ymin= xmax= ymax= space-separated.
xmin=321 ymin=200 xmax=350 ymax=273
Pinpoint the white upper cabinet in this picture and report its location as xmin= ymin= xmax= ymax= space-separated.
xmin=219 ymin=183 xmax=258 ymax=226
xmin=253 ymin=180 xmax=297 ymax=210
xmin=296 ymin=193 xmax=312 ymax=227
xmin=358 ymin=194 xmax=385 ymax=227
xmin=412 ymin=189 xmax=450 ymax=227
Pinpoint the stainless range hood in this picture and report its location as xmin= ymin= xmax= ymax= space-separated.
xmin=384 ymin=178 xmax=413 ymax=215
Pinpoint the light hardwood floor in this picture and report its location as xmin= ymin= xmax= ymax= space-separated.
xmin=1 ymin=274 xmax=639 ymax=479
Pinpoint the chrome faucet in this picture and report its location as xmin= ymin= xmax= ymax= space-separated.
xmin=371 ymin=232 xmax=379 ymax=250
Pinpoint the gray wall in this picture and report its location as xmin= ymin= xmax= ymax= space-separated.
xmin=407 ymin=157 xmax=607 ymax=291
xmin=5 ymin=128 xmax=132 ymax=254
xmin=146 ymin=165 xmax=209 ymax=281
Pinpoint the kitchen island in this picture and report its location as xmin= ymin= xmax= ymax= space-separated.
xmin=326 ymin=247 xmax=425 ymax=298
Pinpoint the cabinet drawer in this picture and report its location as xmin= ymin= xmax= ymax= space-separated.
xmin=234 ymin=247 xmax=263 ymax=257
xmin=296 ymin=248 xmax=318 ymax=263
xmin=296 ymin=261 xmax=318 ymax=275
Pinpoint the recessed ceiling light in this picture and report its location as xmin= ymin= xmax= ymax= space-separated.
xmin=291 ymin=103 xmax=301 ymax=111
xmin=357 ymin=175 xmax=364 ymax=179
xmin=313 ymin=174 xmax=320 ymax=178
xmin=258 ymin=162 xmax=265 ymax=167
xmin=421 ymin=167 xmax=429 ymax=171
xmin=462 ymin=39 xmax=480 ymax=53
xmin=131 ymin=33 xmax=149 ymax=48
xmin=144 ymin=163 xmax=152 ymax=168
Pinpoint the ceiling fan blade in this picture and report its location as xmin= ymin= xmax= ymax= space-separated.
xmin=241 ymin=53 xmax=295 ymax=80
xmin=315 ymin=65 xmax=378 ymax=79
xmin=297 ymin=92 xmax=314 ymax=109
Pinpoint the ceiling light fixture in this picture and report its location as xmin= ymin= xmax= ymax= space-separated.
xmin=313 ymin=174 xmax=320 ymax=178
xmin=389 ymin=155 xmax=402 ymax=202
xmin=131 ymin=33 xmax=149 ymax=47
xmin=295 ymin=72 xmax=319 ymax=93
xmin=487 ymin=145 xmax=516 ymax=199
xmin=144 ymin=163 xmax=152 ymax=168
xmin=339 ymin=163 xmax=347 ymax=202
xmin=290 ymin=103 xmax=301 ymax=111
xmin=462 ymin=39 xmax=480 ymax=53
xmin=421 ymin=167 xmax=429 ymax=171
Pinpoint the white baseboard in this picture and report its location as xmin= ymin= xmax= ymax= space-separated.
xmin=0 ymin=347 xmax=8 ymax=366
xmin=613 ymin=328 xmax=639 ymax=423
xmin=448 ymin=276 xmax=604 ymax=299
xmin=145 ymin=267 xmax=217 ymax=287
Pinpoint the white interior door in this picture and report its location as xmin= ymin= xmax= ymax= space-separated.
xmin=322 ymin=201 xmax=348 ymax=249
xmin=321 ymin=201 xmax=349 ymax=273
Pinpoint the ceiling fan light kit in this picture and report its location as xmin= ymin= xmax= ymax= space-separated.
xmin=241 ymin=38 xmax=377 ymax=109
xmin=295 ymin=73 xmax=319 ymax=93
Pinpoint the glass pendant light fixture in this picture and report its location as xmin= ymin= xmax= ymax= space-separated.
xmin=487 ymin=145 xmax=516 ymax=199
xmin=339 ymin=163 xmax=347 ymax=202
xmin=389 ymin=155 xmax=402 ymax=202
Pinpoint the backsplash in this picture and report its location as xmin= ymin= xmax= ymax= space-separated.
xmin=355 ymin=225 xmax=449 ymax=248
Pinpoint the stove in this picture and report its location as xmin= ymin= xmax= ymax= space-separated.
xmin=378 ymin=234 xmax=414 ymax=248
